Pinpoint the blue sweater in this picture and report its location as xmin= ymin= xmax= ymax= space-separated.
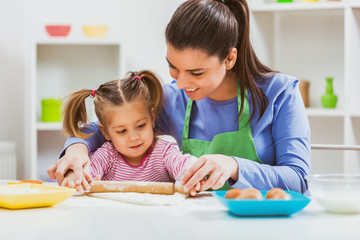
xmin=63 ymin=73 xmax=311 ymax=193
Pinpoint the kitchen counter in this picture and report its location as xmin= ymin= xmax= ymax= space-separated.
xmin=0 ymin=182 xmax=359 ymax=240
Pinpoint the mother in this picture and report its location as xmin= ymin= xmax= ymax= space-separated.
xmin=48 ymin=0 xmax=310 ymax=194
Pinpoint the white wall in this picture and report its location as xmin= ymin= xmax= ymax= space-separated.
xmin=0 ymin=0 xmax=26 ymax=179
xmin=0 ymin=0 xmax=185 ymax=179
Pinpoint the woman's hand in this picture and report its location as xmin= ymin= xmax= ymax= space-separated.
xmin=62 ymin=162 xmax=100 ymax=195
xmin=180 ymin=154 xmax=239 ymax=193
xmin=47 ymin=143 xmax=90 ymax=189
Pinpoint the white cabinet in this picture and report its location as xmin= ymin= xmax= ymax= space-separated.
xmin=250 ymin=1 xmax=360 ymax=174
xmin=28 ymin=40 xmax=124 ymax=180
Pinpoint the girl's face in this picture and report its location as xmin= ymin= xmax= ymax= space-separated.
xmin=166 ymin=44 xmax=237 ymax=101
xmin=99 ymin=99 xmax=155 ymax=166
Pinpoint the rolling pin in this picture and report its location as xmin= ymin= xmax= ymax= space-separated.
xmin=90 ymin=181 xmax=187 ymax=195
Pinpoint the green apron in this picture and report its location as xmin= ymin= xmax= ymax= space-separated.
xmin=180 ymin=82 xmax=263 ymax=190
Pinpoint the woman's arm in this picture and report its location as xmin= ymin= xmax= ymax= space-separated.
xmin=47 ymin=122 xmax=106 ymax=186
xmin=181 ymin=79 xmax=311 ymax=193
xmin=60 ymin=122 xmax=106 ymax=157
xmin=229 ymin=80 xmax=310 ymax=193
xmin=47 ymin=143 xmax=90 ymax=189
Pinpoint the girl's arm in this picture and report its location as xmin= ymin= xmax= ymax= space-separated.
xmin=161 ymin=141 xmax=198 ymax=181
xmin=89 ymin=142 xmax=114 ymax=179
xmin=161 ymin=140 xmax=201 ymax=195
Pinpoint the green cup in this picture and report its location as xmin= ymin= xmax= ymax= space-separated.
xmin=277 ymin=0 xmax=293 ymax=2
xmin=41 ymin=98 xmax=62 ymax=122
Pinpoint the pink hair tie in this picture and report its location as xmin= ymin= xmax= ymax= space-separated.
xmin=91 ymin=90 xmax=96 ymax=97
xmin=133 ymin=76 xmax=141 ymax=81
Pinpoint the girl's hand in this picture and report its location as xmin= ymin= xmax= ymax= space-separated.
xmin=47 ymin=143 xmax=90 ymax=189
xmin=180 ymin=154 xmax=239 ymax=192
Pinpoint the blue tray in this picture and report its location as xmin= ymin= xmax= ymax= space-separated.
xmin=214 ymin=190 xmax=310 ymax=217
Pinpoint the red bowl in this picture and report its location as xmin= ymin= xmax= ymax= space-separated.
xmin=45 ymin=25 xmax=71 ymax=37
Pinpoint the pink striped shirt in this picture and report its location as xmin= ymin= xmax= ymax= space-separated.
xmin=90 ymin=139 xmax=197 ymax=182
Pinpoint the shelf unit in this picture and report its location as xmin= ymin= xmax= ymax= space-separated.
xmin=250 ymin=1 xmax=360 ymax=174
xmin=28 ymin=39 xmax=124 ymax=180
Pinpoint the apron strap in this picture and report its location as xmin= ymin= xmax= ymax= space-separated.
xmin=237 ymin=79 xmax=250 ymax=130
xmin=182 ymin=98 xmax=193 ymax=142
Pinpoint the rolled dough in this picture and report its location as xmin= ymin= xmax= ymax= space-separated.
xmin=87 ymin=192 xmax=186 ymax=206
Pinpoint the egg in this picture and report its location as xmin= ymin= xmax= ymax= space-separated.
xmin=225 ymin=188 xmax=263 ymax=200
xmin=225 ymin=188 xmax=242 ymax=199
xmin=237 ymin=188 xmax=263 ymax=200
xmin=266 ymin=188 xmax=291 ymax=200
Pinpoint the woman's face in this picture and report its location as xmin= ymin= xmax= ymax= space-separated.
xmin=166 ymin=44 xmax=233 ymax=101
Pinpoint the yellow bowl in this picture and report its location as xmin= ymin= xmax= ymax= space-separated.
xmin=0 ymin=184 xmax=75 ymax=209
xmin=82 ymin=25 xmax=108 ymax=37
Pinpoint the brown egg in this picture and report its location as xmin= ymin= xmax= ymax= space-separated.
xmin=266 ymin=188 xmax=291 ymax=200
xmin=225 ymin=188 xmax=243 ymax=199
xmin=236 ymin=188 xmax=263 ymax=200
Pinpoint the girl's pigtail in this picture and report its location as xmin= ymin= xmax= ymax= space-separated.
xmin=62 ymin=89 xmax=94 ymax=139
xmin=138 ymin=70 xmax=163 ymax=117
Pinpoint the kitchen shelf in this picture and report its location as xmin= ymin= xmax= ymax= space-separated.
xmin=351 ymin=3 xmax=360 ymax=9
xmin=306 ymin=108 xmax=345 ymax=117
xmin=251 ymin=2 xmax=346 ymax=12
xmin=250 ymin=3 xmax=360 ymax=174
xmin=37 ymin=122 xmax=62 ymax=131
xmin=36 ymin=39 xmax=123 ymax=45
xmin=27 ymin=40 xmax=125 ymax=180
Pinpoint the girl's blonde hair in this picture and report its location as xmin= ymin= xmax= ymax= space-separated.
xmin=62 ymin=70 xmax=163 ymax=139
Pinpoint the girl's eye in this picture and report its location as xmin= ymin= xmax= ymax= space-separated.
xmin=191 ymin=72 xmax=203 ymax=77
xmin=137 ymin=123 xmax=146 ymax=129
xmin=117 ymin=129 xmax=126 ymax=134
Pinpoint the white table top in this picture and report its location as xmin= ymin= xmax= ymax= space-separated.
xmin=0 ymin=182 xmax=359 ymax=240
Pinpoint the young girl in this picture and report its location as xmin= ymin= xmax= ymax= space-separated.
xmin=61 ymin=70 xmax=197 ymax=194
xmin=49 ymin=0 xmax=310 ymax=195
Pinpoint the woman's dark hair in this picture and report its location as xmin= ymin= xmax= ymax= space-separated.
xmin=166 ymin=0 xmax=275 ymax=121
xmin=62 ymin=70 xmax=163 ymax=139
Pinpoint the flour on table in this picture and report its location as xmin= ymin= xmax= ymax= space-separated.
xmin=87 ymin=192 xmax=186 ymax=206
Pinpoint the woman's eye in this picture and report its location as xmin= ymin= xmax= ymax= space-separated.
xmin=192 ymin=72 xmax=203 ymax=77
xmin=137 ymin=123 xmax=146 ymax=129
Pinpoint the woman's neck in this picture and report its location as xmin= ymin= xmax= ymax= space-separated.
xmin=208 ymin=71 xmax=237 ymax=102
